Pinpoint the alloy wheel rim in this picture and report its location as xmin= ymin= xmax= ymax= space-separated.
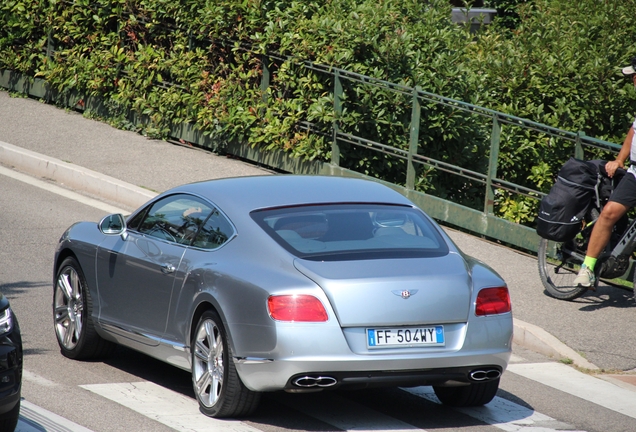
xmin=54 ymin=266 xmax=84 ymax=350
xmin=193 ymin=318 xmax=224 ymax=407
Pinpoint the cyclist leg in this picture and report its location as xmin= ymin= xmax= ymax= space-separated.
xmin=585 ymin=201 xmax=629 ymax=258
xmin=575 ymin=173 xmax=636 ymax=287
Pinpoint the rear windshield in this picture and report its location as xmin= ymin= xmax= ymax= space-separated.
xmin=251 ymin=204 xmax=449 ymax=261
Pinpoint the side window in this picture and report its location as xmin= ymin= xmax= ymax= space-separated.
xmin=136 ymin=194 xmax=213 ymax=245
xmin=192 ymin=208 xmax=235 ymax=250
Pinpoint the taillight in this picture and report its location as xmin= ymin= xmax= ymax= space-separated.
xmin=267 ymin=295 xmax=328 ymax=322
xmin=475 ymin=287 xmax=511 ymax=316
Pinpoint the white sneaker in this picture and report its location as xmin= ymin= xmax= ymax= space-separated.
xmin=574 ymin=265 xmax=596 ymax=288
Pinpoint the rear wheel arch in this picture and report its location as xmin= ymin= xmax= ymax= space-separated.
xmin=189 ymin=300 xmax=236 ymax=355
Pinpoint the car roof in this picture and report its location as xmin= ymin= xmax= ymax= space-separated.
xmin=166 ymin=175 xmax=413 ymax=214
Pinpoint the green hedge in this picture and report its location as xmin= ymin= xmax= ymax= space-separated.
xmin=1 ymin=0 xmax=635 ymax=224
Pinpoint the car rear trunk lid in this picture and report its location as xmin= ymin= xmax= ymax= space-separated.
xmin=293 ymin=253 xmax=472 ymax=327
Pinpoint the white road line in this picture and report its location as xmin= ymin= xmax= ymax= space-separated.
xmin=18 ymin=400 xmax=94 ymax=432
xmin=403 ymin=387 xmax=583 ymax=432
xmin=507 ymin=362 xmax=636 ymax=419
xmin=278 ymin=392 xmax=424 ymax=431
xmin=0 ymin=165 xmax=125 ymax=214
xmin=80 ymin=381 xmax=262 ymax=432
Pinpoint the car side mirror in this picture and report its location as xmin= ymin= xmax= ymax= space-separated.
xmin=99 ymin=214 xmax=128 ymax=240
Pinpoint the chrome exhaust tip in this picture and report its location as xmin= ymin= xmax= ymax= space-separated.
xmin=292 ymin=376 xmax=338 ymax=388
xmin=469 ymin=369 xmax=501 ymax=381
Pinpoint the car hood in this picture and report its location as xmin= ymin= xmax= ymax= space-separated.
xmin=293 ymin=252 xmax=472 ymax=327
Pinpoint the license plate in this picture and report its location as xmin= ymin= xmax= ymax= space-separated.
xmin=366 ymin=326 xmax=444 ymax=348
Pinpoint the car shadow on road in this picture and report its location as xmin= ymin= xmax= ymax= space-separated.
xmin=248 ymin=386 xmax=539 ymax=431
xmin=103 ymin=345 xmax=194 ymax=398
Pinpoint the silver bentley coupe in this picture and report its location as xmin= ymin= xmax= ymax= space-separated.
xmin=53 ymin=175 xmax=512 ymax=418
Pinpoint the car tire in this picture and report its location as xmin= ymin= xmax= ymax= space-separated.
xmin=433 ymin=378 xmax=499 ymax=407
xmin=191 ymin=310 xmax=260 ymax=418
xmin=0 ymin=398 xmax=20 ymax=432
xmin=54 ymin=257 xmax=114 ymax=360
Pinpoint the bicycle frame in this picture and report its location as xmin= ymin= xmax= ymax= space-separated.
xmin=611 ymin=217 xmax=636 ymax=258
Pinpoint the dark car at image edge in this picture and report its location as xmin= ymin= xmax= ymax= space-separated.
xmin=0 ymin=293 xmax=23 ymax=431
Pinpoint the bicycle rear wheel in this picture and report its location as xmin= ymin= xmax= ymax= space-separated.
xmin=537 ymin=238 xmax=588 ymax=300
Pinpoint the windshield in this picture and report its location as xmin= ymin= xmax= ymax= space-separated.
xmin=251 ymin=204 xmax=449 ymax=261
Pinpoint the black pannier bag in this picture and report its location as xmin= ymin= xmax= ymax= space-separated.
xmin=536 ymin=158 xmax=600 ymax=242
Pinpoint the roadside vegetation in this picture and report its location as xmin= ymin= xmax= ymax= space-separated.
xmin=1 ymin=0 xmax=635 ymax=224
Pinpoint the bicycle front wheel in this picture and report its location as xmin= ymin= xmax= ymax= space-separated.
xmin=537 ymin=238 xmax=588 ymax=300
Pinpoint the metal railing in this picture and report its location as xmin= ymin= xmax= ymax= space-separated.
xmin=256 ymin=53 xmax=621 ymax=246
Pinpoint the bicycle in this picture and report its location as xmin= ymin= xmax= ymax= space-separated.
xmin=537 ymin=166 xmax=635 ymax=300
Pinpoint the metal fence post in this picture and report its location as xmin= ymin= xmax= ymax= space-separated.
xmin=575 ymin=131 xmax=585 ymax=159
xmin=47 ymin=29 xmax=54 ymax=59
xmin=260 ymin=55 xmax=270 ymax=104
xmin=406 ymin=86 xmax=421 ymax=190
xmin=485 ymin=115 xmax=501 ymax=215
xmin=332 ymin=70 xmax=342 ymax=166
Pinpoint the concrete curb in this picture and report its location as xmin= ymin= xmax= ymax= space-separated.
xmin=0 ymin=141 xmax=156 ymax=211
xmin=513 ymin=318 xmax=599 ymax=370
xmin=0 ymin=139 xmax=599 ymax=370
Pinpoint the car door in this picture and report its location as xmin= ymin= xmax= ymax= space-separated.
xmin=162 ymin=206 xmax=237 ymax=345
xmin=96 ymin=194 xmax=213 ymax=346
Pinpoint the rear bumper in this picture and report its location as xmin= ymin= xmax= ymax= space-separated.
xmin=234 ymin=349 xmax=511 ymax=392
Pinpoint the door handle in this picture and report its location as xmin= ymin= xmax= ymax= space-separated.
xmin=161 ymin=264 xmax=176 ymax=274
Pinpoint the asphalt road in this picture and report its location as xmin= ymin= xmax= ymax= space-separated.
xmin=1 ymin=89 xmax=635 ymax=373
